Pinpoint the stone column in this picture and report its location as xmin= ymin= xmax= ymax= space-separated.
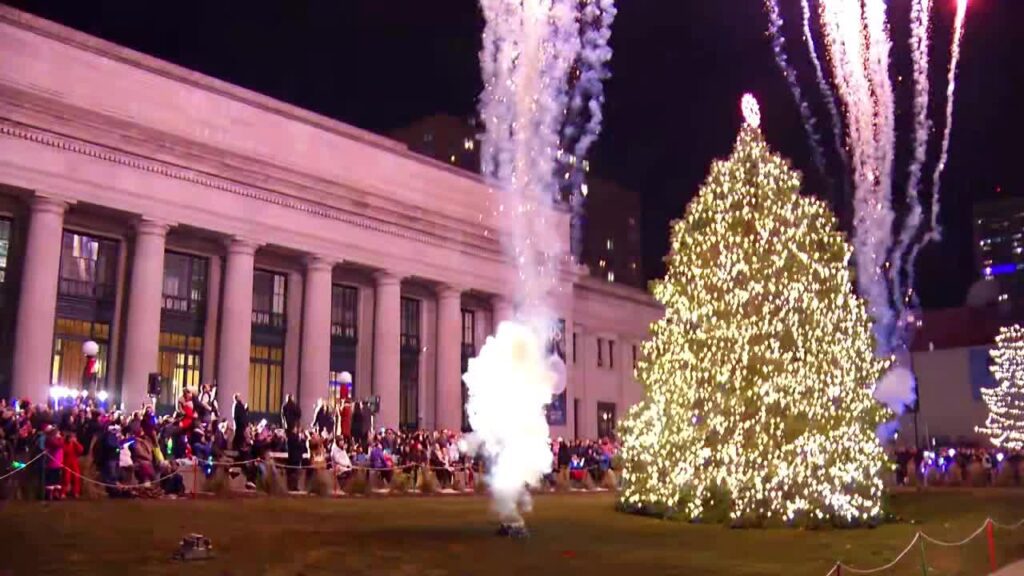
xmin=216 ymin=238 xmax=258 ymax=410
xmin=435 ymin=285 xmax=463 ymax=432
xmin=11 ymin=196 xmax=68 ymax=403
xmin=492 ymin=295 xmax=515 ymax=333
xmin=299 ymin=256 xmax=333 ymax=425
xmin=120 ymin=219 xmax=170 ymax=410
xmin=372 ymin=271 xmax=402 ymax=430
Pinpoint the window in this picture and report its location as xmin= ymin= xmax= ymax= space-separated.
xmin=462 ymin=309 xmax=476 ymax=349
xmin=0 ymin=219 xmax=10 ymax=289
xmin=400 ymin=298 xmax=421 ymax=432
xmin=331 ymin=284 xmax=358 ymax=340
xmin=597 ymin=402 xmax=617 ymax=439
xmin=461 ymin=309 xmax=476 ymax=432
xmin=400 ymin=297 xmax=421 ymax=350
xmin=609 ymin=340 xmax=615 ymax=369
xmin=249 ymin=344 xmax=284 ymax=414
xmin=252 ymin=270 xmax=286 ymax=329
xmin=572 ymin=332 xmax=578 ymax=365
xmin=157 ymin=333 xmax=203 ymax=406
xmin=632 ymin=344 xmax=638 ymax=370
xmin=162 ymin=252 xmax=207 ymax=314
xmin=58 ymin=232 xmax=118 ymax=301
xmin=51 ymin=319 xmax=110 ymax=390
xmin=597 ymin=338 xmax=604 ymax=367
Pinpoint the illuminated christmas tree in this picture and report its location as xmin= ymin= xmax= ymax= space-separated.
xmin=977 ymin=325 xmax=1024 ymax=449
xmin=618 ymin=96 xmax=889 ymax=526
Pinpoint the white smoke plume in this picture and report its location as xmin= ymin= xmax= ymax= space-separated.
xmin=819 ymin=0 xmax=895 ymax=352
xmin=463 ymin=322 xmax=558 ymax=524
xmin=873 ymin=366 xmax=917 ymax=416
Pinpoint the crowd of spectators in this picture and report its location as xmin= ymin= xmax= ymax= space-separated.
xmin=0 ymin=387 xmax=620 ymax=500
xmin=892 ymin=445 xmax=1024 ymax=486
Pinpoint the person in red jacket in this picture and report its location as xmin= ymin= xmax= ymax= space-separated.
xmin=63 ymin=429 xmax=84 ymax=499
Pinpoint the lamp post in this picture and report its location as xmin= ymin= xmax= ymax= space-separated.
xmin=82 ymin=340 xmax=99 ymax=395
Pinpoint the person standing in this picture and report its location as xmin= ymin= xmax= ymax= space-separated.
xmin=44 ymin=426 xmax=65 ymax=499
xmin=232 ymin=394 xmax=249 ymax=452
xmin=351 ymin=402 xmax=365 ymax=444
xmin=281 ymin=394 xmax=302 ymax=433
xmin=62 ymin=428 xmax=83 ymax=499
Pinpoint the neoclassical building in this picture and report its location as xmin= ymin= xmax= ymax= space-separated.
xmin=0 ymin=7 xmax=661 ymax=439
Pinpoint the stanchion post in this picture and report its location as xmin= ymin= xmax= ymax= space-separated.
xmin=918 ymin=535 xmax=928 ymax=576
xmin=987 ymin=519 xmax=997 ymax=573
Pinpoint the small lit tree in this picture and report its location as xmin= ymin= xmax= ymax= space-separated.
xmin=977 ymin=325 xmax=1024 ymax=449
xmin=618 ymin=95 xmax=889 ymax=526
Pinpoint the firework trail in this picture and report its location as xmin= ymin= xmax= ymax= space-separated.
xmin=905 ymin=0 xmax=969 ymax=301
xmin=819 ymin=0 xmax=895 ymax=351
xmin=562 ymin=0 xmax=616 ymax=260
xmin=766 ymin=0 xmax=829 ymax=183
xmin=800 ymin=0 xmax=848 ymax=194
xmin=890 ymin=0 xmax=933 ymax=322
xmin=568 ymin=0 xmax=616 ymax=162
xmin=476 ymin=0 xmax=612 ymax=527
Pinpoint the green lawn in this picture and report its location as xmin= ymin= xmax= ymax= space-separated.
xmin=2 ymin=490 xmax=1024 ymax=576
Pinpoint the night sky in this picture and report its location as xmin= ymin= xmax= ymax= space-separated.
xmin=7 ymin=0 xmax=1024 ymax=309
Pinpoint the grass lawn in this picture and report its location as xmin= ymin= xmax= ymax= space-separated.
xmin=2 ymin=490 xmax=1024 ymax=576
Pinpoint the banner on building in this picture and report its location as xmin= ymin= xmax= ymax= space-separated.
xmin=546 ymin=318 xmax=567 ymax=425
xmin=970 ymin=346 xmax=997 ymax=400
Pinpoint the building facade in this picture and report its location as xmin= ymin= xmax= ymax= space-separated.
xmin=896 ymin=301 xmax=1024 ymax=447
xmin=974 ymin=197 xmax=1024 ymax=298
xmin=390 ymin=114 xmax=645 ymax=288
xmin=0 ymin=8 xmax=660 ymax=439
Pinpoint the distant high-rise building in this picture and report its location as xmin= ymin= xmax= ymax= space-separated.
xmin=391 ymin=114 xmax=643 ymax=288
xmin=973 ymin=197 xmax=1024 ymax=298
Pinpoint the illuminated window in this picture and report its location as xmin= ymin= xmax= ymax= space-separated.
xmin=157 ymin=333 xmax=203 ymax=406
xmin=607 ymin=239 xmax=614 ymax=251
xmin=249 ymin=344 xmax=284 ymax=414
xmin=51 ymin=319 xmax=111 ymax=390
xmin=597 ymin=402 xmax=616 ymax=439
xmin=607 ymin=271 xmax=615 ymax=283
xmin=581 ymin=183 xmax=589 ymax=197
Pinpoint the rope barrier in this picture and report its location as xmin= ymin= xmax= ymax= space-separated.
xmin=830 ymin=517 xmax=1024 ymax=575
xmin=837 ymin=532 xmax=923 ymax=574
xmin=918 ymin=521 xmax=989 ymax=547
